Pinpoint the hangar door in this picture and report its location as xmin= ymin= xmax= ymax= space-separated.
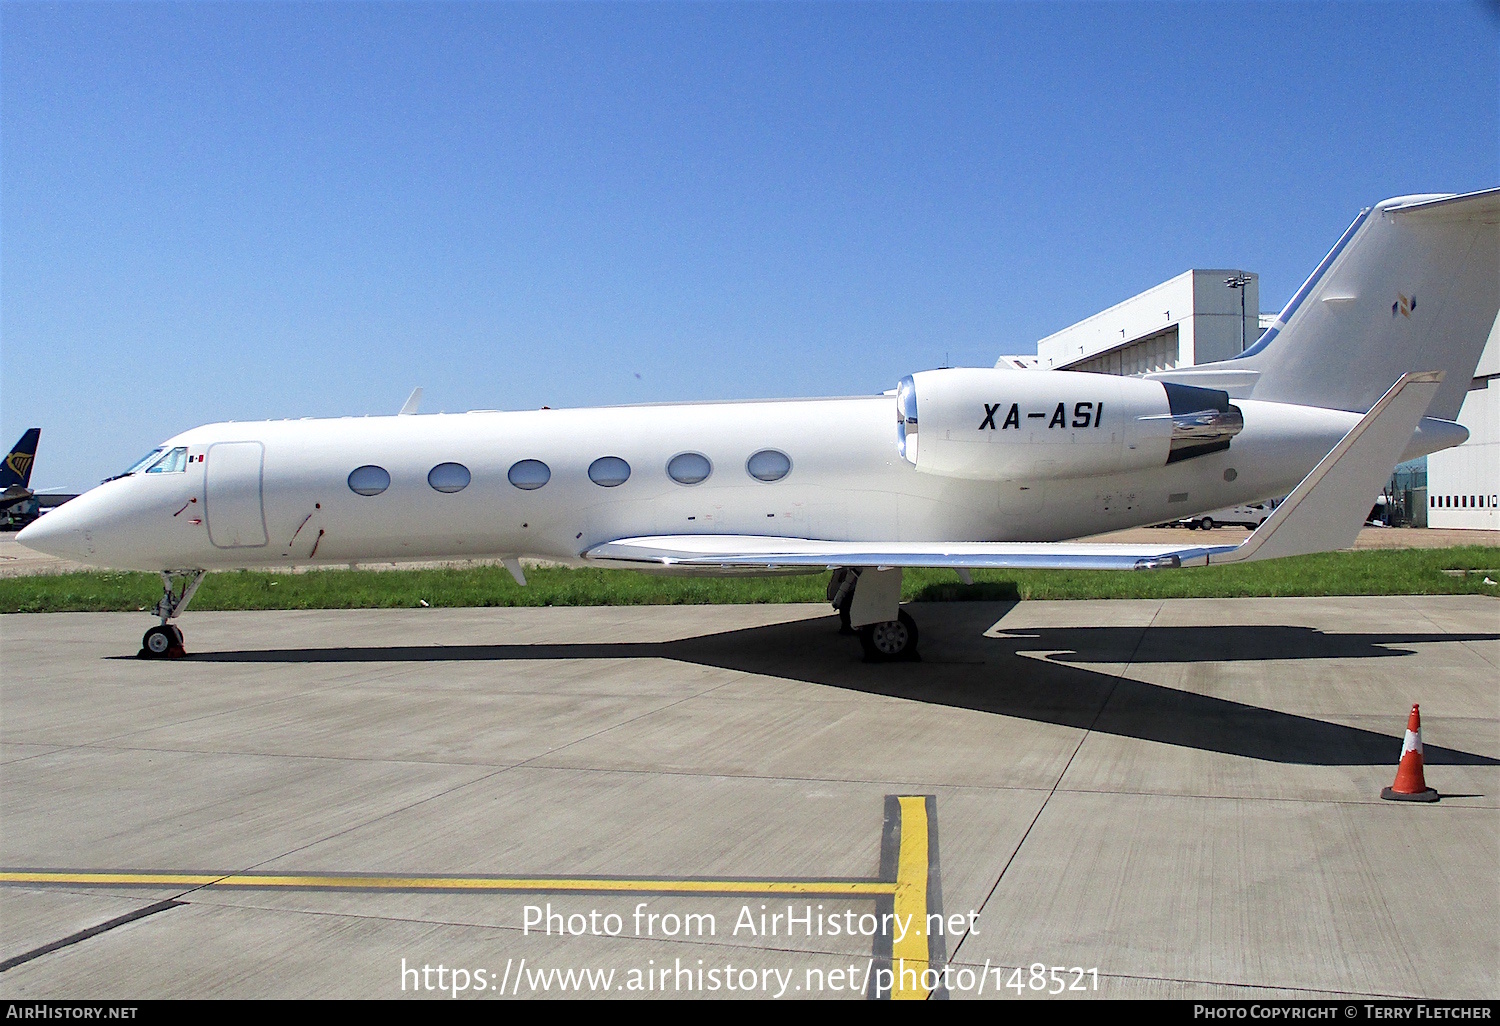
xmin=205 ymin=441 xmax=269 ymax=548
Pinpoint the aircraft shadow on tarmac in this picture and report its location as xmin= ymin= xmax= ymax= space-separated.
xmin=188 ymin=602 xmax=1499 ymax=769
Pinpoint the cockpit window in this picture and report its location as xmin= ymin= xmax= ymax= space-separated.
xmin=145 ymin=447 xmax=189 ymax=474
xmin=123 ymin=448 xmax=167 ymax=476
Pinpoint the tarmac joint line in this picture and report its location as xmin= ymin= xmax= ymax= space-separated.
xmin=0 ymin=899 xmax=183 ymax=974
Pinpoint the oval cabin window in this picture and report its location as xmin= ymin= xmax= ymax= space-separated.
xmin=428 ymin=462 xmax=471 ymax=493
xmin=507 ymin=459 xmax=551 ymax=491
xmin=667 ymin=452 xmax=712 ymax=486
xmin=588 ymin=456 xmax=631 ymax=487
xmin=746 ymin=449 xmax=792 ymax=483
xmin=348 ymin=465 xmax=391 ymax=497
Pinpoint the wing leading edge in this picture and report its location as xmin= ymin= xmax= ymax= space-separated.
xmin=584 ymin=373 xmax=1441 ymax=574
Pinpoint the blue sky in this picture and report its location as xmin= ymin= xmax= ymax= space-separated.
xmin=3 ymin=1 xmax=1496 ymax=491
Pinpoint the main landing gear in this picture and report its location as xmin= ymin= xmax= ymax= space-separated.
xmin=828 ymin=567 xmax=920 ymax=662
xmin=138 ymin=570 xmax=206 ymax=659
xmin=827 ymin=569 xmax=857 ymax=635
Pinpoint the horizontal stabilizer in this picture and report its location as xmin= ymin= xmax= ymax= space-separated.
xmin=1385 ymin=188 xmax=1500 ymax=221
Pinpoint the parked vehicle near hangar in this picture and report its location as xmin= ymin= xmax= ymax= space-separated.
xmin=1172 ymin=501 xmax=1280 ymax=531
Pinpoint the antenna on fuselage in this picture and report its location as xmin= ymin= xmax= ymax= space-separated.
xmin=399 ymin=387 xmax=423 ymax=415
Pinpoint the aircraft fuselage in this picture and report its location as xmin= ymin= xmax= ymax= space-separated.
xmin=28 ymin=392 xmax=1364 ymax=572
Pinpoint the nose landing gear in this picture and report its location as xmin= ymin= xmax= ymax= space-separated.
xmin=142 ymin=624 xmax=185 ymax=658
xmin=138 ymin=569 xmax=206 ymax=659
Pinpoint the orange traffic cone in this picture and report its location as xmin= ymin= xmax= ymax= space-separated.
xmin=1381 ymin=704 xmax=1439 ymax=802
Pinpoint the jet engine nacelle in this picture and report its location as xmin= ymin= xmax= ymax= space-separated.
xmin=895 ymin=368 xmax=1243 ymax=481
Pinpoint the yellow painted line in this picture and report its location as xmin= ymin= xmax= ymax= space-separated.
xmin=891 ymin=795 xmax=931 ymax=1000
xmin=0 ymin=871 xmax=895 ymax=897
xmin=0 ymin=873 xmax=224 ymax=887
xmin=5 ymin=794 xmax=944 ymax=1002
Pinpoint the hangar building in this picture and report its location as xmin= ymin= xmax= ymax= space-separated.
xmin=1426 ymin=322 xmax=1498 ymax=530
xmin=1002 ymin=269 xmax=1263 ymax=375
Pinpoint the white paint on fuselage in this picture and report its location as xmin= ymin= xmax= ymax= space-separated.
xmin=22 ymin=394 xmax=1362 ymax=572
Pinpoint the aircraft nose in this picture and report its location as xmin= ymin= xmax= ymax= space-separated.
xmin=15 ymin=501 xmax=92 ymax=562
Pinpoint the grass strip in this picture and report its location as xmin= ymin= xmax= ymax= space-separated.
xmin=0 ymin=547 xmax=1496 ymax=614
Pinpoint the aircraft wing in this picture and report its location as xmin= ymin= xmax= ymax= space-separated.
xmin=585 ymin=535 xmax=1238 ymax=571
xmin=586 ymin=372 xmax=1441 ymax=574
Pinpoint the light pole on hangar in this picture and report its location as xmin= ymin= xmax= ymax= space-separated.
xmin=1225 ymin=272 xmax=1251 ymax=353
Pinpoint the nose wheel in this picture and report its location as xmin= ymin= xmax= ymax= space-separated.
xmin=141 ymin=624 xmax=186 ymax=659
xmin=138 ymin=569 xmax=205 ymax=659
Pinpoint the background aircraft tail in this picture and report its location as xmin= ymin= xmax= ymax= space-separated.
xmin=0 ymin=429 xmax=40 ymax=490
xmin=1169 ymin=188 xmax=1499 ymax=420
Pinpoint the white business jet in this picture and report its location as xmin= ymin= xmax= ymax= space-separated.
xmin=18 ymin=189 xmax=1500 ymax=660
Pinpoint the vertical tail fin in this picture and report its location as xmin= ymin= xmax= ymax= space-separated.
xmin=1192 ymin=188 xmax=1500 ymax=419
xmin=0 ymin=429 xmax=40 ymax=490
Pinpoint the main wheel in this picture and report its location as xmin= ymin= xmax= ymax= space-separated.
xmin=859 ymin=609 xmax=920 ymax=662
xmin=141 ymin=625 xmax=175 ymax=658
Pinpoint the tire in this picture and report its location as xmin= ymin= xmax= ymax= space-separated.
xmin=858 ymin=609 xmax=920 ymax=662
xmin=142 ymin=625 xmax=175 ymax=658
xmin=1199 ymin=517 xmax=1214 ymax=531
